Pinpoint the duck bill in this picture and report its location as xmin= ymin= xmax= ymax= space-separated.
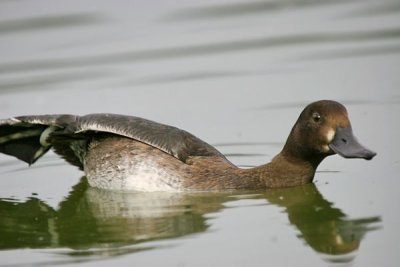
xmin=329 ymin=126 xmax=376 ymax=160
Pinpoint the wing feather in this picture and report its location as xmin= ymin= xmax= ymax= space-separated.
xmin=1 ymin=114 xmax=224 ymax=164
xmin=72 ymin=114 xmax=224 ymax=162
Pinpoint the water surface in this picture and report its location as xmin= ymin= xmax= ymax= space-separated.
xmin=0 ymin=0 xmax=399 ymax=266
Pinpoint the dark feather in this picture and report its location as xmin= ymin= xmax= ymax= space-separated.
xmin=0 ymin=136 xmax=50 ymax=165
xmin=0 ymin=113 xmax=224 ymax=167
xmin=0 ymin=122 xmax=49 ymax=164
xmin=72 ymin=114 xmax=225 ymax=162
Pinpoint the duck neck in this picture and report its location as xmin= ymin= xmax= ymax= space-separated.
xmin=248 ymin=150 xmax=323 ymax=188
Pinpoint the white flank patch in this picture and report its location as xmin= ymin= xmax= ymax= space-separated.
xmin=86 ymin=156 xmax=183 ymax=192
xmin=125 ymin=162 xmax=182 ymax=192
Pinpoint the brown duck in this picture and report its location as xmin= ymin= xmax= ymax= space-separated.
xmin=0 ymin=100 xmax=376 ymax=191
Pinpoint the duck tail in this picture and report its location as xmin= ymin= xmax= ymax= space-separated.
xmin=0 ymin=115 xmax=74 ymax=165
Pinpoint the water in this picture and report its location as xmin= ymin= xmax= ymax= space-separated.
xmin=0 ymin=0 xmax=399 ymax=266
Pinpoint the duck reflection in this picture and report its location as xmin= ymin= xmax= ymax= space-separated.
xmin=0 ymin=178 xmax=380 ymax=261
xmin=262 ymin=185 xmax=380 ymax=257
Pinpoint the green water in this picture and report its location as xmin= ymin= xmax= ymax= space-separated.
xmin=0 ymin=180 xmax=381 ymax=263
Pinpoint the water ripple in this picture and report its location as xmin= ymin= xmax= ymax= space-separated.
xmin=345 ymin=1 xmax=400 ymax=17
xmin=0 ymin=27 xmax=399 ymax=74
xmin=0 ymin=70 xmax=111 ymax=94
xmin=163 ymin=0 xmax=351 ymax=21
xmin=302 ymin=43 xmax=400 ymax=60
xmin=0 ymin=13 xmax=106 ymax=35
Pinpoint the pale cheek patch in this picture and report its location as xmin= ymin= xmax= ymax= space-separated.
xmin=322 ymin=129 xmax=336 ymax=152
xmin=326 ymin=129 xmax=336 ymax=143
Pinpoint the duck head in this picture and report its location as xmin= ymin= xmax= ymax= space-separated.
xmin=282 ymin=100 xmax=376 ymax=166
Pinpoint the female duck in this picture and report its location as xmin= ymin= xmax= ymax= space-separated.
xmin=0 ymin=100 xmax=376 ymax=191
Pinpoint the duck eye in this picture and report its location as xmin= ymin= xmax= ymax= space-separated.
xmin=312 ymin=112 xmax=321 ymax=123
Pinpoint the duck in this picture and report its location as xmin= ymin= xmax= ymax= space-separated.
xmin=0 ymin=100 xmax=376 ymax=191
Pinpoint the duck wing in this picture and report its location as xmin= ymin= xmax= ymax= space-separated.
xmin=0 ymin=115 xmax=81 ymax=167
xmin=0 ymin=114 xmax=224 ymax=168
xmin=75 ymin=114 xmax=224 ymax=161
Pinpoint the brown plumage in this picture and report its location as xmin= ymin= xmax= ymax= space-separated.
xmin=0 ymin=100 xmax=376 ymax=191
